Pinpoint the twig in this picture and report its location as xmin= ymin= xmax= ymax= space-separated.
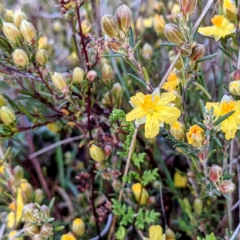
xmin=230 ymin=223 xmax=240 ymax=240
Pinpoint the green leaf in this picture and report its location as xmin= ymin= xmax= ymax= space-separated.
xmin=133 ymin=40 xmax=141 ymax=52
xmin=196 ymin=53 xmax=218 ymax=63
xmin=161 ymin=42 xmax=177 ymax=47
xmin=48 ymin=197 xmax=55 ymax=213
xmin=193 ymin=82 xmax=212 ymax=100
xmin=142 ymin=168 xmax=159 ymax=186
xmin=129 ymin=27 xmax=134 ymax=48
xmin=128 ymin=73 xmax=146 ymax=87
xmin=214 ymin=110 xmax=235 ymax=127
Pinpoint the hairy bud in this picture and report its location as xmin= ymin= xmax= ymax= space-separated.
xmin=13 ymin=9 xmax=27 ymax=27
xmin=164 ymin=23 xmax=185 ymax=45
xmin=35 ymin=49 xmax=48 ymax=65
xmin=22 ymin=203 xmax=38 ymax=222
xmin=102 ymin=63 xmax=114 ymax=82
xmin=233 ymin=69 xmax=240 ymax=80
xmin=39 ymin=223 xmax=53 ymax=238
xmin=190 ymin=44 xmax=205 ymax=61
xmin=3 ymin=22 xmax=21 ymax=42
xmin=72 ymin=218 xmax=85 ymax=237
xmin=179 ymin=0 xmax=197 ymax=16
xmin=24 ymin=222 xmax=39 ymax=236
xmin=89 ymin=144 xmax=105 ymax=162
xmin=179 ymin=42 xmax=192 ymax=57
xmin=101 ymin=15 xmax=119 ymax=38
xmin=86 ymin=70 xmax=97 ymax=82
xmin=217 ymin=180 xmax=235 ymax=194
xmin=142 ymin=43 xmax=153 ymax=59
xmin=209 ymin=165 xmax=222 ymax=183
xmin=104 ymin=145 xmax=112 ymax=157
xmin=20 ymin=20 xmax=36 ymax=43
xmin=12 ymin=49 xmax=29 ymax=67
xmin=0 ymin=106 xmax=16 ymax=125
xmin=34 ymin=189 xmax=44 ymax=203
xmin=51 ymin=72 xmax=67 ymax=91
xmin=72 ymin=67 xmax=85 ymax=83
xmin=115 ymin=4 xmax=132 ymax=34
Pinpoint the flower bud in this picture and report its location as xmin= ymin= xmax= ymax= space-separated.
xmin=115 ymin=4 xmax=132 ymax=34
xmin=115 ymin=226 xmax=127 ymax=240
xmin=229 ymin=80 xmax=240 ymax=96
xmin=3 ymin=22 xmax=21 ymax=42
xmin=179 ymin=0 xmax=197 ymax=16
xmin=51 ymin=72 xmax=67 ymax=91
xmin=142 ymin=43 xmax=153 ymax=59
xmin=24 ymin=222 xmax=39 ymax=236
xmin=72 ymin=218 xmax=85 ymax=237
xmin=0 ymin=94 xmax=6 ymax=108
xmin=101 ymin=15 xmax=119 ymax=38
xmin=179 ymin=42 xmax=192 ymax=57
xmin=233 ymin=69 xmax=240 ymax=80
xmin=20 ymin=20 xmax=36 ymax=43
xmin=104 ymin=145 xmax=112 ymax=157
xmin=35 ymin=49 xmax=48 ymax=65
xmin=217 ymin=180 xmax=235 ymax=194
xmin=174 ymin=171 xmax=187 ymax=188
xmin=193 ymin=198 xmax=203 ymax=215
xmin=186 ymin=124 xmax=205 ymax=148
xmin=34 ymin=189 xmax=44 ymax=203
xmin=40 ymin=223 xmax=53 ymax=238
xmin=61 ymin=233 xmax=77 ymax=240
xmin=90 ymin=144 xmax=105 ymax=162
xmin=166 ymin=228 xmax=175 ymax=240
xmin=152 ymin=180 xmax=162 ymax=190
xmin=112 ymin=82 xmax=122 ymax=95
xmin=13 ymin=165 xmax=24 ymax=180
xmin=40 ymin=205 xmax=50 ymax=218
xmin=72 ymin=67 xmax=85 ymax=83
xmin=164 ymin=23 xmax=185 ymax=45
xmin=154 ymin=14 xmax=165 ymax=34
xmin=102 ymin=63 xmax=114 ymax=82
xmin=209 ymin=165 xmax=222 ymax=183
xmin=112 ymin=179 xmax=122 ymax=191
xmin=22 ymin=203 xmax=38 ymax=222
xmin=20 ymin=180 xmax=33 ymax=199
xmin=13 ymin=9 xmax=27 ymax=27
xmin=190 ymin=44 xmax=205 ymax=61
xmin=87 ymin=70 xmax=97 ymax=82
xmin=12 ymin=49 xmax=29 ymax=67
xmin=33 ymin=234 xmax=43 ymax=240
xmin=4 ymin=9 xmax=14 ymax=22
xmin=0 ymin=106 xmax=16 ymax=125
xmin=170 ymin=121 xmax=186 ymax=141
xmin=131 ymin=183 xmax=149 ymax=205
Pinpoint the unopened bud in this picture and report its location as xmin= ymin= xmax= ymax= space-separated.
xmin=179 ymin=42 xmax=192 ymax=57
xmin=4 ymin=9 xmax=14 ymax=22
xmin=51 ymin=72 xmax=67 ymax=91
xmin=101 ymin=15 xmax=119 ymax=38
xmin=233 ymin=69 xmax=240 ymax=80
xmin=24 ymin=222 xmax=39 ymax=236
xmin=179 ymin=0 xmax=197 ymax=16
xmin=186 ymin=124 xmax=205 ymax=148
xmin=35 ymin=49 xmax=48 ymax=65
xmin=166 ymin=228 xmax=175 ymax=240
xmin=102 ymin=63 xmax=114 ymax=82
xmin=20 ymin=181 xmax=32 ymax=199
xmin=40 ymin=205 xmax=50 ymax=218
xmin=154 ymin=14 xmax=165 ymax=34
xmin=13 ymin=9 xmax=27 ymax=27
xmin=72 ymin=218 xmax=85 ymax=237
xmin=0 ymin=94 xmax=6 ymax=108
xmin=72 ymin=67 xmax=85 ymax=83
xmin=12 ymin=49 xmax=29 ymax=67
xmin=34 ymin=189 xmax=44 ymax=203
xmin=22 ymin=203 xmax=38 ymax=222
xmin=33 ymin=234 xmax=42 ymax=240
xmin=112 ymin=82 xmax=122 ymax=95
xmin=40 ymin=223 xmax=53 ymax=238
xmin=3 ymin=22 xmax=21 ymax=42
xmin=89 ymin=144 xmax=105 ymax=162
xmin=229 ymin=80 xmax=240 ymax=96
xmin=147 ymin=196 xmax=156 ymax=205
xmin=20 ymin=20 xmax=36 ymax=43
xmin=170 ymin=121 xmax=186 ymax=141
xmin=112 ymin=180 xmax=122 ymax=191
xmin=190 ymin=44 xmax=205 ymax=61
xmin=115 ymin=4 xmax=132 ymax=34
xmin=115 ymin=226 xmax=127 ymax=240
xmin=217 ymin=180 xmax=235 ymax=194
xmin=164 ymin=23 xmax=185 ymax=45
xmin=209 ymin=165 xmax=222 ymax=183
xmin=86 ymin=70 xmax=97 ymax=82
xmin=104 ymin=145 xmax=112 ymax=157
xmin=132 ymin=183 xmax=149 ymax=205
xmin=0 ymin=106 xmax=16 ymax=125
xmin=142 ymin=43 xmax=153 ymax=59
xmin=152 ymin=180 xmax=162 ymax=190
xmin=13 ymin=165 xmax=24 ymax=180
xmin=193 ymin=198 xmax=203 ymax=215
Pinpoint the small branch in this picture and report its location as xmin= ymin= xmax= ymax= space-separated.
xmin=158 ymin=52 xmax=181 ymax=90
xmin=230 ymin=223 xmax=240 ymax=240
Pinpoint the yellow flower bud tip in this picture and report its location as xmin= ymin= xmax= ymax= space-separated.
xmin=102 ymin=63 xmax=114 ymax=82
xmin=101 ymin=15 xmax=119 ymax=38
xmin=179 ymin=0 xmax=197 ymax=16
xmin=166 ymin=228 xmax=175 ymax=240
xmin=115 ymin=4 xmax=132 ymax=34
xmin=112 ymin=82 xmax=122 ymax=94
xmin=72 ymin=67 xmax=85 ymax=83
xmin=229 ymin=80 xmax=240 ymax=96
xmin=34 ymin=189 xmax=44 ymax=203
xmin=3 ymin=22 xmax=21 ymax=42
xmin=131 ymin=183 xmax=149 ymax=205
xmin=0 ymin=106 xmax=16 ymax=125
xmin=164 ymin=23 xmax=185 ymax=45
xmin=0 ymin=94 xmax=6 ymax=108
xmin=20 ymin=20 xmax=37 ymax=43
xmin=51 ymin=72 xmax=68 ymax=91
xmin=170 ymin=121 xmax=186 ymax=141
xmin=12 ymin=49 xmax=29 ymax=67
xmin=13 ymin=165 xmax=24 ymax=180
xmin=4 ymin=9 xmax=14 ymax=22
xmin=193 ymin=198 xmax=203 ymax=215
xmin=86 ymin=70 xmax=98 ymax=82
xmin=61 ymin=233 xmax=77 ymax=240
xmin=72 ymin=218 xmax=85 ymax=237
xmin=24 ymin=222 xmax=40 ymax=237
xmin=89 ymin=144 xmax=105 ymax=162
xmin=186 ymin=124 xmax=205 ymax=148
xmin=190 ymin=44 xmax=205 ymax=62
xmin=13 ymin=9 xmax=27 ymax=27
xmin=35 ymin=49 xmax=48 ymax=65
xmin=217 ymin=180 xmax=235 ymax=194
xmin=154 ymin=14 xmax=166 ymax=34
xmin=209 ymin=164 xmax=222 ymax=183
xmin=142 ymin=43 xmax=153 ymax=59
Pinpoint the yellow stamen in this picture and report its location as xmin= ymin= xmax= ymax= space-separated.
xmin=221 ymin=101 xmax=235 ymax=113
xmin=211 ymin=15 xmax=224 ymax=28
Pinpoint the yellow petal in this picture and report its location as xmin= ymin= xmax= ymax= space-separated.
xmin=149 ymin=225 xmax=163 ymax=240
xmin=198 ymin=26 xmax=217 ymax=37
xmin=158 ymin=92 xmax=176 ymax=105
xmin=130 ymin=92 xmax=145 ymax=107
xmin=145 ymin=113 xmax=160 ymax=138
xmin=155 ymin=106 xmax=181 ymax=124
xmin=221 ymin=118 xmax=237 ymax=140
xmin=174 ymin=172 xmax=187 ymax=188
xmin=126 ymin=108 xmax=146 ymax=121
xmin=206 ymin=102 xmax=222 ymax=116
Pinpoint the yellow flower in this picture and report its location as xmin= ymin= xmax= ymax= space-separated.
xmin=61 ymin=233 xmax=76 ymax=240
xmin=223 ymin=0 xmax=237 ymax=14
xmin=162 ymin=72 xmax=180 ymax=91
xmin=170 ymin=121 xmax=186 ymax=141
xmin=198 ymin=15 xmax=235 ymax=41
xmin=7 ymin=188 xmax=24 ymax=228
xmin=154 ymin=15 xmax=165 ymax=34
xmin=89 ymin=144 xmax=105 ymax=162
xmin=131 ymin=183 xmax=149 ymax=205
xmin=149 ymin=225 xmax=165 ymax=240
xmin=206 ymin=95 xmax=240 ymax=140
xmin=186 ymin=124 xmax=205 ymax=148
xmin=126 ymin=89 xmax=181 ymax=138
xmin=72 ymin=218 xmax=85 ymax=237
xmin=174 ymin=171 xmax=187 ymax=188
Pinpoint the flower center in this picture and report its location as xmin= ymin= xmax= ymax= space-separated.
xmin=172 ymin=121 xmax=180 ymax=130
xmin=168 ymin=72 xmax=178 ymax=82
xmin=211 ymin=15 xmax=224 ymax=28
xmin=221 ymin=101 xmax=236 ymax=113
xmin=141 ymin=94 xmax=159 ymax=114
xmin=189 ymin=125 xmax=203 ymax=136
